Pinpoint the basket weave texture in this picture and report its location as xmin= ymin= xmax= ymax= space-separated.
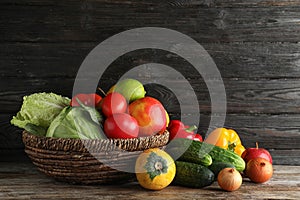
xmin=22 ymin=130 xmax=169 ymax=184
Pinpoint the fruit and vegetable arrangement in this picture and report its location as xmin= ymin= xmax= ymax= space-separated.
xmin=10 ymin=78 xmax=274 ymax=192
xmin=136 ymin=133 xmax=273 ymax=191
xmin=11 ymin=78 xmax=169 ymax=140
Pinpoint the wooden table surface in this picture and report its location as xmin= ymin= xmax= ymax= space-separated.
xmin=0 ymin=162 xmax=299 ymax=200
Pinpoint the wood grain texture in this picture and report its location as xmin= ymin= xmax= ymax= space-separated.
xmin=1 ymin=0 xmax=300 ymax=43
xmin=1 ymin=0 xmax=300 ymax=164
xmin=2 ymin=77 xmax=300 ymax=114
xmin=0 ymin=162 xmax=299 ymax=199
xmin=2 ymin=42 xmax=300 ymax=79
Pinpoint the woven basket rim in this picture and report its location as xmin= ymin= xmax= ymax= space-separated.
xmin=22 ymin=130 xmax=169 ymax=152
xmin=23 ymin=129 xmax=168 ymax=142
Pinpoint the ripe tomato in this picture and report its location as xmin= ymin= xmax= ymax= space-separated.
xmin=71 ymin=93 xmax=102 ymax=108
xmin=104 ymin=113 xmax=139 ymax=139
xmin=101 ymin=92 xmax=127 ymax=117
xmin=88 ymin=93 xmax=103 ymax=108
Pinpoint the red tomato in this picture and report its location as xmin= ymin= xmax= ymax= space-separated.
xmin=104 ymin=113 xmax=139 ymax=139
xmin=71 ymin=93 xmax=102 ymax=108
xmin=101 ymin=92 xmax=127 ymax=117
xmin=88 ymin=93 xmax=103 ymax=108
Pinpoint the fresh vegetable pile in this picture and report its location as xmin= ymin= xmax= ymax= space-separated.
xmin=11 ymin=78 xmax=273 ymax=191
xmin=136 ymin=136 xmax=274 ymax=191
xmin=11 ymin=79 xmax=169 ymax=140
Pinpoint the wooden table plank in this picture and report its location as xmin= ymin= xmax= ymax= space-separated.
xmin=0 ymin=162 xmax=299 ymax=199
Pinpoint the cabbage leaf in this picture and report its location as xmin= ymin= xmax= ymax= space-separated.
xmin=11 ymin=92 xmax=70 ymax=131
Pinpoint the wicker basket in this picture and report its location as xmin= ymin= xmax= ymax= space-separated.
xmin=22 ymin=130 xmax=169 ymax=184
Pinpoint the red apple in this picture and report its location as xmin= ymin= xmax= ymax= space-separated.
xmin=128 ymin=97 xmax=167 ymax=137
xmin=241 ymin=142 xmax=273 ymax=164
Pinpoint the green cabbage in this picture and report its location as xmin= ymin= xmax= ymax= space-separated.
xmin=11 ymin=92 xmax=70 ymax=131
xmin=46 ymin=105 xmax=105 ymax=139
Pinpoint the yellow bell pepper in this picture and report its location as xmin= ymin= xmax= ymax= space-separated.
xmin=204 ymin=128 xmax=245 ymax=156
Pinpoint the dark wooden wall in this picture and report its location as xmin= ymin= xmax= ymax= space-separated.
xmin=1 ymin=0 xmax=300 ymax=165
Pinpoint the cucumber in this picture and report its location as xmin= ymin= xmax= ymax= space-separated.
xmin=177 ymin=150 xmax=212 ymax=167
xmin=173 ymin=161 xmax=215 ymax=188
xmin=209 ymin=162 xmax=235 ymax=180
xmin=166 ymin=141 xmax=212 ymax=167
xmin=178 ymin=152 xmax=212 ymax=167
xmin=207 ymin=145 xmax=245 ymax=172
xmin=167 ymin=139 xmax=246 ymax=172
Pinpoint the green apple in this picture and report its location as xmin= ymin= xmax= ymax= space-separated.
xmin=112 ymin=79 xmax=146 ymax=102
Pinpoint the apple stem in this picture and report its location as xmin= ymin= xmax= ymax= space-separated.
xmin=256 ymin=142 xmax=259 ymax=149
xmin=260 ymin=162 xmax=266 ymax=167
xmin=97 ymin=87 xmax=107 ymax=97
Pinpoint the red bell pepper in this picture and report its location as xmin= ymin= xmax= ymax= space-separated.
xmin=168 ymin=120 xmax=185 ymax=140
xmin=167 ymin=120 xmax=203 ymax=142
xmin=193 ymin=133 xmax=203 ymax=142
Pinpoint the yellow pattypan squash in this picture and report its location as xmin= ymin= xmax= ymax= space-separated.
xmin=135 ymin=148 xmax=176 ymax=190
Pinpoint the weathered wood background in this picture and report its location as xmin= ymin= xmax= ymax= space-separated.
xmin=1 ymin=0 xmax=300 ymax=165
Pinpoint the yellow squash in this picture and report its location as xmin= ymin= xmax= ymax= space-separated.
xmin=135 ymin=148 xmax=176 ymax=190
